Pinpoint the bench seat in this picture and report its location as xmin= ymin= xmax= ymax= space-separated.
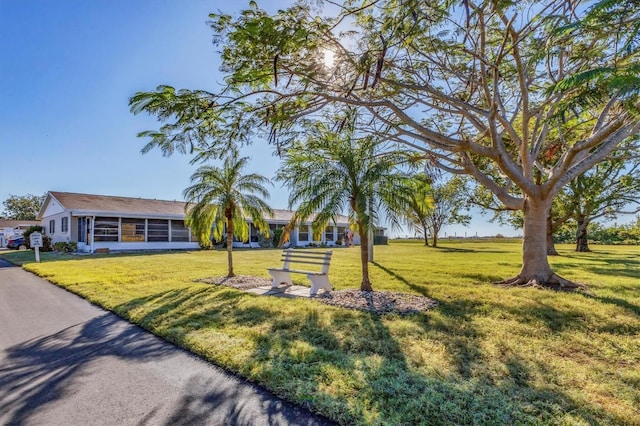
xmin=267 ymin=249 xmax=332 ymax=295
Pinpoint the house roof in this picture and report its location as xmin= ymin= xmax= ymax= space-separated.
xmin=0 ymin=220 xmax=41 ymax=229
xmin=38 ymin=191 xmax=351 ymax=225
xmin=43 ymin=191 xmax=189 ymax=219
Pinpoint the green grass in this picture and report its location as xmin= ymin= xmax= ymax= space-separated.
xmin=3 ymin=240 xmax=639 ymax=425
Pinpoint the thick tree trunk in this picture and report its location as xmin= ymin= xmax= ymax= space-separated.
xmin=547 ymin=213 xmax=559 ymax=256
xmin=575 ymin=216 xmax=591 ymax=252
xmin=226 ymin=217 xmax=235 ymax=278
xmin=497 ymin=196 xmax=582 ymax=291
xmin=357 ymin=219 xmax=373 ymax=292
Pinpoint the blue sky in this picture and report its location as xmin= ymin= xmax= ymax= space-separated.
xmin=0 ymin=0 xmax=518 ymax=237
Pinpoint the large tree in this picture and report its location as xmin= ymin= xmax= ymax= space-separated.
xmin=477 ymin=154 xmax=640 ymax=254
xmin=276 ymin=110 xmax=412 ymax=291
xmin=184 ymin=152 xmax=273 ymax=277
xmin=1 ymin=194 xmax=45 ymax=220
xmin=131 ymin=0 xmax=640 ymax=290
xmin=564 ymin=157 xmax=640 ymax=252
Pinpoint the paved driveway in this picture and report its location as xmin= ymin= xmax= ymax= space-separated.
xmin=0 ymin=259 xmax=332 ymax=425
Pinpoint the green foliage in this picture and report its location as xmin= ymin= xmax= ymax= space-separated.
xmin=589 ymin=218 xmax=640 ymax=245
xmin=21 ymin=226 xmax=52 ymax=251
xmin=129 ymin=0 xmax=640 ymax=284
xmin=403 ymin=172 xmax=474 ymax=246
xmin=276 ymin=108 xmax=414 ymax=289
xmin=1 ymin=194 xmax=45 ymax=220
xmin=183 ymin=151 xmax=273 ymax=276
xmin=53 ymin=241 xmax=78 ymax=253
xmin=22 ymin=225 xmax=43 ymax=251
xmin=271 ymin=227 xmax=283 ymax=247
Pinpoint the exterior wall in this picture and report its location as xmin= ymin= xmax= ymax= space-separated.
xmin=228 ymin=222 xmax=354 ymax=248
xmin=293 ymin=224 xmax=352 ymax=247
xmin=43 ymin=211 xmax=72 ymax=244
xmin=40 ymin=211 xmax=199 ymax=252
xmin=41 ymin=198 xmax=65 ymax=217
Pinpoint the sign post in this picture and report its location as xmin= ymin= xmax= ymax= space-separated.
xmin=30 ymin=232 xmax=43 ymax=263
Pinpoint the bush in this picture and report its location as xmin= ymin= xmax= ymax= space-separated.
xmin=41 ymin=236 xmax=53 ymax=252
xmin=53 ymin=241 xmax=77 ymax=253
xmin=22 ymin=226 xmax=52 ymax=251
xmin=272 ymin=228 xmax=284 ymax=247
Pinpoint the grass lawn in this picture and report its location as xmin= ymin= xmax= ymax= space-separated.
xmin=3 ymin=240 xmax=639 ymax=425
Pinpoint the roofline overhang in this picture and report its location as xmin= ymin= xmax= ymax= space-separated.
xmin=69 ymin=211 xmax=187 ymax=220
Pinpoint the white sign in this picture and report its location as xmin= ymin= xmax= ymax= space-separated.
xmin=30 ymin=232 xmax=43 ymax=248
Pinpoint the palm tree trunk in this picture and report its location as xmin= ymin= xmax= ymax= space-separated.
xmin=357 ymin=219 xmax=373 ymax=292
xmin=226 ymin=216 xmax=235 ymax=277
xmin=422 ymin=223 xmax=429 ymax=246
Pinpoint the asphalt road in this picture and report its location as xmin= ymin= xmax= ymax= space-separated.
xmin=0 ymin=258 xmax=333 ymax=425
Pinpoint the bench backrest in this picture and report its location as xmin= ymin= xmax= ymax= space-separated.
xmin=281 ymin=249 xmax=332 ymax=274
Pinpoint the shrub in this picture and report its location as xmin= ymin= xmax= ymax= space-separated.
xmin=22 ymin=226 xmax=52 ymax=251
xmin=53 ymin=241 xmax=78 ymax=253
xmin=272 ymin=228 xmax=284 ymax=247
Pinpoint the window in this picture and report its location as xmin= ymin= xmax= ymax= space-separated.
xmin=148 ymin=219 xmax=169 ymax=242
xmin=94 ymin=217 xmax=119 ymax=242
xmin=121 ymin=218 xmax=145 ymax=242
xmin=324 ymin=226 xmax=334 ymax=242
xmin=170 ymin=220 xmax=190 ymax=242
xmin=61 ymin=217 xmax=68 ymax=233
xmin=298 ymin=225 xmax=309 ymax=242
xmin=49 ymin=220 xmax=55 ymax=234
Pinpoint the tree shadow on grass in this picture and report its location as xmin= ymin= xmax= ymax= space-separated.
xmin=107 ymin=283 xmax=632 ymax=425
xmin=580 ymin=293 xmax=640 ymax=319
xmin=371 ymin=261 xmax=434 ymax=298
xmin=433 ymin=246 xmax=477 ymax=253
xmin=459 ymin=272 xmax=504 ymax=282
xmin=583 ymin=265 xmax=640 ymax=279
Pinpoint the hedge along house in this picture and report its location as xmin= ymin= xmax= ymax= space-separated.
xmin=37 ymin=192 xmax=200 ymax=253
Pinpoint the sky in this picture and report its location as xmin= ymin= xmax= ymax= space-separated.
xmin=0 ymin=0 xmax=520 ymax=238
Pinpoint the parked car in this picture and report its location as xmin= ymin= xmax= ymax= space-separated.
xmin=6 ymin=236 xmax=26 ymax=249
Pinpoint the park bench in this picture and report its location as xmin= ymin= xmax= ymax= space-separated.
xmin=267 ymin=249 xmax=332 ymax=296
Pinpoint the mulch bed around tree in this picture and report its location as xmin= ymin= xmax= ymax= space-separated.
xmin=197 ymin=275 xmax=438 ymax=315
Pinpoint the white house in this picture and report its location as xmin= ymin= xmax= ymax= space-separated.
xmin=237 ymin=209 xmax=360 ymax=248
xmin=37 ymin=191 xmax=367 ymax=252
xmin=38 ymin=192 xmax=200 ymax=252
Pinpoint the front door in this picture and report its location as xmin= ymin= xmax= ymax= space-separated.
xmin=77 ymin=218 xmax=86 ymax=243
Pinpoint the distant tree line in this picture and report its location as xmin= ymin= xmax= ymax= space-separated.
xmin=554 ymin=217 xmax=640 ymax=246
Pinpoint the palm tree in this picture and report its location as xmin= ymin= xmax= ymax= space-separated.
xmin=184 ymin=152 xmax=273 ymax=277
xmin=277 ymin=112 xmax=412 ymax=291
xmin=404 ymin=173 xmax=434 ymax=246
